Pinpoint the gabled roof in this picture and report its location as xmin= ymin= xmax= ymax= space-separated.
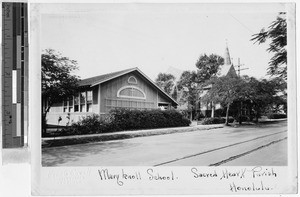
xmin=78 ymin=67 xmax=178 ymax=105
xmin=218 ymin=64 xmax=238 ymax=77
xmin=78 ymin=67 xmax=136 ymax=87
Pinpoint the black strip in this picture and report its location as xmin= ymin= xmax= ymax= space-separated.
xmin=12 ymin=3 xmax=16 ymax=70
xmin=15 ymin=3 xmax=20 ymax=36
xmin=21 ymin=3 xmax=24 ymax=17
xmin=21 ymin=18 xmax=24 ymax=45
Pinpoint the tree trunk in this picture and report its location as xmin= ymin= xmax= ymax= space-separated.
xmin=42 ymin=106 xmax=51 ymax=136
xmin=42 ymin=113 xmax=47 ymax=136
xmin=255 ymin=106 xmax=260 ymax=123
xmin=239 ymin=101 xmax=243 ymax=125
xmin=225 ymin=103 xmax=230 ymax=126
xmin=248 ymin=105 xmax=253 ymax=121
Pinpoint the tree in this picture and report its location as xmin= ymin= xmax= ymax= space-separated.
xmin=251 ymin=12 xmax=287 ymax=79
xmin=245 ymin=77 xmax=287 ymax=122
xmin=155 ymin=73 xmax=176 ymax=95
xmin=195 ymin=53 xmax=224 ymax=83
xmin=171 ymin=84 xmax=178 ymax=101
xmin=42 ymin=49 xmax=80 ymax=133
xmin=201 ymin=76 xmax=246 ymax=125
xmin=177 ymin=71 xmax=198 ymax=120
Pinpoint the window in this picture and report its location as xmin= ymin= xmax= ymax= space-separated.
xmin=68 ymin=97 xmax=73 ymax=112
xmin=87 ymin=91 xmax=92 ymax=103
xmin=105 ymin=98 xmax=155 ymax=112
xmin=117 ymin=86 xmax=146 ymax=99
xmin=63 ymin=99 xmax=68 ymax=112
xmin=74 ymin=95 xmax=79 ymax=112
xmin=65 ymin=91 xmax=92 ymax=113
xmin=128 ymin=76 xmax=137 ymax=84
xmin=86 ymin=90 xmax=93 ymax=112
xmin=80 ymin=92 xmax=86 ymax=112
xmin=87 ymin=103 xmax=92 ymax=112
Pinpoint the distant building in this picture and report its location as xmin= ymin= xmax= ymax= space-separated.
xmin=44 ymin=67 xmax=178 ymax=126
xmin=198 ymin=43 xmax=238 ymax=117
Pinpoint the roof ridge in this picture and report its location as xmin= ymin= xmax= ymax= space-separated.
xmin=76 ymin=66 xmax=178 ymax=105
xmin=80 ymin=67 xmax=136 ymax=81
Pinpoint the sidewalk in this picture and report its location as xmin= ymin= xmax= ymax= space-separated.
xmin=42 ymin=123 xmax=224 ymax=148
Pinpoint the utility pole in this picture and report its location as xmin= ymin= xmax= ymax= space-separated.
xmin=234 ymin=58 xmax=249 ymax=124
xmin=235 ymin=58 xmax=249 ymax=77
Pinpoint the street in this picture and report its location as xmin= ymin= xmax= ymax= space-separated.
xmin=42 ymin=120 xmax=287 ymax=166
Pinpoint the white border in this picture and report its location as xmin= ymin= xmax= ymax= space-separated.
xmin=0 ymin=1 xmax=294 ymax=197
xmin=31 ymin=2 xmax=297 ymax=195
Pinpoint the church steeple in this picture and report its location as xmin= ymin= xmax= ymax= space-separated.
xmin=224 ymin=41 xmax=231 ymax=65
xmin=218 ymin=41 xmax=238 ymax=78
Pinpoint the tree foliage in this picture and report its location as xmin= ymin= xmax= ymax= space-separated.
xmin=42 ymin=49 xmax=80 ymax=112
xmin=201 ymin=74 xmax=287 ymax=124
xmin=42 ymin=49 xmax=80 ymax=132
xmin=245 ymin=76 xmax=287 ymax=118
xmin=155 ymin=73 xmax=176 ymax=95
xmin=171 ymin=85 xmax=178 ymax=101
xmin=195 ymin=53 xmax=224 ymax=83
xmin=251 ymin=12 xmax=287 ymax=79
xmin=177 ymin=71 xmax=198 ymax=119
xmin=201 ymin=76 xmax=246 ymax=125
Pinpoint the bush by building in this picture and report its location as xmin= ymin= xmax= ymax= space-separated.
xmin=59 ymin=114 xmax=112 ymax=136
xmin=47 ymin=109 xmax=191 ymax=137
xmin=109 ymin=108 xmax=191 ymax=131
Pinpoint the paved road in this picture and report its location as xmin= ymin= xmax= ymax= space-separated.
xmin=42 ymin=120 xmax=287 ymax=166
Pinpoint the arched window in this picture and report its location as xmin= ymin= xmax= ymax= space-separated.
xmin=117 ymin=86 xmax=146 ymax=99
xmin=128 ymin=76 xmax=137 ymax=84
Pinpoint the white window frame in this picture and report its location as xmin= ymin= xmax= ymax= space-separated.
xmin=128 ymin=76 xmax=138 ymax=84
xmin=117 ymin=85 xmax=146 ymax=100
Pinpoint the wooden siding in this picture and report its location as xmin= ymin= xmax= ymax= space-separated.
xmin=45 ymin=70 xmax=175 ymax=125
xmin=92 ymin=86 xmax=99 ymax=113
xmin=100 ymin=71 xmax=171 ymax=113
xmin=157 ymin=92 xmax=171 ymax=103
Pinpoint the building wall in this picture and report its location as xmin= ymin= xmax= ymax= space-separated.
xmin=45 ymin=71 xmax=174 ymax=125
xmin=157 ymin=91 xmax=170 ymax=103
xmin=45 ymin=87 xmax=96 ymax=126
xmin=100 ymin=71 xmax=172 ymax=113
xmin=92 ymin=86 xmax=99 ymax=113
xmin=46 ymin=112 xmax=94 ymax=126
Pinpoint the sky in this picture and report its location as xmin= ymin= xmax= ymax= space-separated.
xmin=40 ymin=3 xmax=288 ymax=81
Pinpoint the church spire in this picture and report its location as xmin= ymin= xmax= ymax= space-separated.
xmin=224 ymin=40 xmax=231 ymax=65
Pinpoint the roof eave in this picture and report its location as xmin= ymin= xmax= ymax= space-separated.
xmin=89 ymin=67 xmax=137 ymax=87
xmin=134 ymin=68 xmax=179 ymax=106
xmin=86 ymin=67 xmax=178 ymax=106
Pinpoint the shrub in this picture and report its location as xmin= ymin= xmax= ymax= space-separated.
xmin=109 ymin=108 xmax=191 ymax=130
xmin=195 ymin=112 xmax=205 ymax=120
xmin=60 ymin=114 xmax=112 ymax=136
xmin=234 ymin=115 xmax=249 ymax=123
xmin=267 ymin=113 xmax=287 ymax=119
xmin=54 ymin=109 xmax=191 ymax=137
